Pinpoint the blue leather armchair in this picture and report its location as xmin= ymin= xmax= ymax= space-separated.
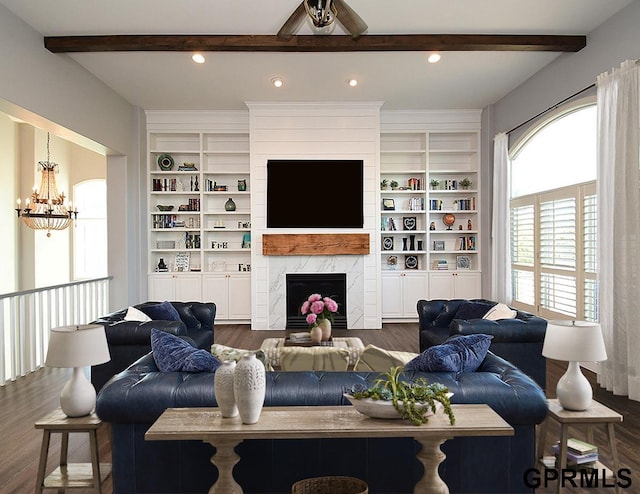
xmin=90 ymin=301 xmax=215 ymax=391
xmin=417 ymin=298 xmax=547 ymax=389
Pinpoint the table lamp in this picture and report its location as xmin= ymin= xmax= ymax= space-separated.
xmin=542 ymin=320 xmax=607 ymax=411
xmin=45 ymin=324 xmax=110 ymax=417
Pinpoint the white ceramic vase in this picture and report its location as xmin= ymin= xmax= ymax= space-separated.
xmin=309 ymin=325 xmax=323 ymax=344
xmin=318 ymin=318 xmax=332 ymax=341
xmin=233 ymin=353 xmax=266 ymax=424
xmin=214 ymin=360 xmax=238 ymax=418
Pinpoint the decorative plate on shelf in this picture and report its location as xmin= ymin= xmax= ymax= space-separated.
xmin=157 ymin=154 xmax=174 ymax=171
xmin=382 ymin=236 xmax=394 ymax=251
xmin=405 ymin=255 xmax=418 ymax=269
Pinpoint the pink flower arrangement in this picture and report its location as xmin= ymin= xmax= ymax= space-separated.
xmin=300 ymin=293 xmax=339 ymax=328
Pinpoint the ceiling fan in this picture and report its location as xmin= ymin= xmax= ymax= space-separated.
xmin=277 ymin=0 xmax=368 ymax=40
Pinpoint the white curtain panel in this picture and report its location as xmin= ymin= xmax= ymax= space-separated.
xmin=596 ymin=60 xmax=640 ymax=400
xmin=491 ymin=132 xmax=512 ymax=303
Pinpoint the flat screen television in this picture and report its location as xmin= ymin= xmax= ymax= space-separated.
xmin=267 ymin=159 xmax=364 ymax=228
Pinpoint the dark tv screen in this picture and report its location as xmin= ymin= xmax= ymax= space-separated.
xmin=267 ymin=159 xmax=364 ymax=228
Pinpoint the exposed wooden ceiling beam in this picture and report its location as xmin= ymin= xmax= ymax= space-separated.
xmin=44 ymin=34 xmax=586 ymax=53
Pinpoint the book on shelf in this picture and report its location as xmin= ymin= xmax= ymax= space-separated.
xmin=432 ymin=259 xmax=449 ymax=270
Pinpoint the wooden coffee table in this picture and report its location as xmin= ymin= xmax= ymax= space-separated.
xmin=145 ymin=405 xmax=513 ymax=494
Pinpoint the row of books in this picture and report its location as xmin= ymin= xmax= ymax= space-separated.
xmin=457 ymin=236 xmax=477 ymax=251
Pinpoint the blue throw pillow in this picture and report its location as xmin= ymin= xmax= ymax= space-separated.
xmin=140 ymin=301 xmax=181 ymax=321
xmin=405 ymin=334 xmax=493 ymax=373
xmin=151 ymin=329 xmax=221 ymax=373
xmin=454 ymin=301 xmax=496 ymax=320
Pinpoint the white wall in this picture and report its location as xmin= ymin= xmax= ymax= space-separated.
xmin=0 ymin=114 xmax=18 ymax=293
xmin=481 ymin=0 xmax=640 ymax=295
xmin=247 ymin=102 xmax=382 ymax=330
xmin=0 ymin=4 xmax=140 ymax=309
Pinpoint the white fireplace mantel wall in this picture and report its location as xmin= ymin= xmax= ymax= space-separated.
xmin=247 ymin=102 xmax=383 ymax=330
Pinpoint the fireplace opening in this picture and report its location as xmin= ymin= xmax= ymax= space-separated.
xmin=286 ymin=273 xmax=347 ymax=329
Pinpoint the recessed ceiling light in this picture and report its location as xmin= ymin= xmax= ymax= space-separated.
xmin=272 ymin=77 xmax=284 ymax=88
xmin=348 ymin=79 xmax=358 ymax=87
xmin=192 ymin=53 xmax=205 ymax=64
xmin=427 ymin=53 xmax=441 ymax=64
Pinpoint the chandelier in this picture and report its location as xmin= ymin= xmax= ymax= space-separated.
xmin=15 ymin=132 xmax=78 ymax=237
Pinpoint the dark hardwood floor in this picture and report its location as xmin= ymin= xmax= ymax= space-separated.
xmin=0 ymin=323 xmax=637 ymax=493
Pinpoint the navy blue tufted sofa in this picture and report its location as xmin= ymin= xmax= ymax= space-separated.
xmin=90 ymin=301 xmax=216 ymax=392
xmin=96 ymin=350 xmax=547 ymax=494
xmin=417 ymin=299 xmax=547 ymax=389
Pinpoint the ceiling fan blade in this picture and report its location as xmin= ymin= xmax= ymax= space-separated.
xmin=277 ymin=2 xmax=307 ymax=40
xmin=333 ymin=0 xmax=368 ymax=38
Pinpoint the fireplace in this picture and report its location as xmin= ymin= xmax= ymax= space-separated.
xmin=286 ymin=273 xmax=347 ymax=329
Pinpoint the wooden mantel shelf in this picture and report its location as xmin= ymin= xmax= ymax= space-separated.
xmin=262 ymin=233 xmax=370 ymax=256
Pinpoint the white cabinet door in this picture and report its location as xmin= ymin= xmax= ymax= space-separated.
xmin=148 ymin=274 xmax=176 ymax=300
xmin=381 ymin=272 xmax=403 ymax=318
xmin=175 ymin=274 xmax=202 ymax=301
xmin=382 ymin=271 xmax=428 ymax=318
xmin=148 ymin=274 xmax=202 ymax=301
xmin=227 ymin=274 xmax=251 ymax=319
xmin=202 ymin=274 xmax=228 ymax=320
xmin=402 ymin=272 xmax=429 ymax=315
xmin=452 ymin=272 xmax=481 ymax=299
xmin=428 ymin=272 xmax=481 ymax=299
xmin=202 ymin=273 xmax=251 ymax=320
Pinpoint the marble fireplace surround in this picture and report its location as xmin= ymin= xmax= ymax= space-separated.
xmin=267 ymin=254 xmax=365 ymax=330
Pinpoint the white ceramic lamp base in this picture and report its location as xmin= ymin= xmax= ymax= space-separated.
xmin=60 ymin=367 xmax=97 ymax=417
xmin=556 ymin=361 xmax=593 ymax=411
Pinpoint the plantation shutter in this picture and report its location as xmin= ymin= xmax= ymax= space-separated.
xmin=510 ymin=204 xmax=535 ymax=305
xmin=539 ymin=196 xmax=576 ymax=316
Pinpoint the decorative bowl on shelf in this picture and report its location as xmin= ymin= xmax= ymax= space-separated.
xmin=343 ymin=393 xmax=452 ymax=420
xmin=156 ymin=205 xmax=174 ymax=212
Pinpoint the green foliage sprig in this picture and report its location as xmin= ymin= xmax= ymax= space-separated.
xmin=350 ymin=366 xmax=455 ymax=426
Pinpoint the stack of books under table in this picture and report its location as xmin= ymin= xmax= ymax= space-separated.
xmin=551 ymin=438 xmax=599 ymax=471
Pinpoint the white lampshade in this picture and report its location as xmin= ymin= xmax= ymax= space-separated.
xmin=542 ymin=320 xmax=607 ymax=363
xmin=45 ymin=325 xmax=110 ymax=417
xmin=542 ymin=320 xmax=607 ymax=411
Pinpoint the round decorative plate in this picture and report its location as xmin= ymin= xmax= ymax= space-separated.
xmin=404 ymin=255 xmax=418 ymax=269
xmin=157 ymin=154 xmax=174 ymax=171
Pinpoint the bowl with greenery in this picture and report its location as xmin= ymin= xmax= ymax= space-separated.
xmin=344 ymin=366 xmax=455 ymax=426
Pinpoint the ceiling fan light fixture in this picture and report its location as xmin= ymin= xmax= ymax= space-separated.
xmin=191 ymin=53 xmax=205 ymax=64
xmin=304 ymin=0 xmax=337 ymax=28
xmin=271 ymin=77 xmax=284 ymax=88
xmin=427 ymin=53 xmax=442 ymax=64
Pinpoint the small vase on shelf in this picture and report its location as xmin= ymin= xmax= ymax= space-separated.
xmin=318 ymin=318 xmax=332 ymax=341
xmin=224 ymin=198 xmax=236 ymax=211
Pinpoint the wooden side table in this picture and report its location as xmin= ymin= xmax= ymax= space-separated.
xmin=537 ymin=398 xmax=623 ymax=493
xmin=35 ymin=409 xmax=111 ymax=494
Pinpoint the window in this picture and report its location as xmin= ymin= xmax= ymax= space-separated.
xmin=73 ymin=180 xmax=108 ymax=279
xmin=510 ymin=105 xmax=597 ymax=321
